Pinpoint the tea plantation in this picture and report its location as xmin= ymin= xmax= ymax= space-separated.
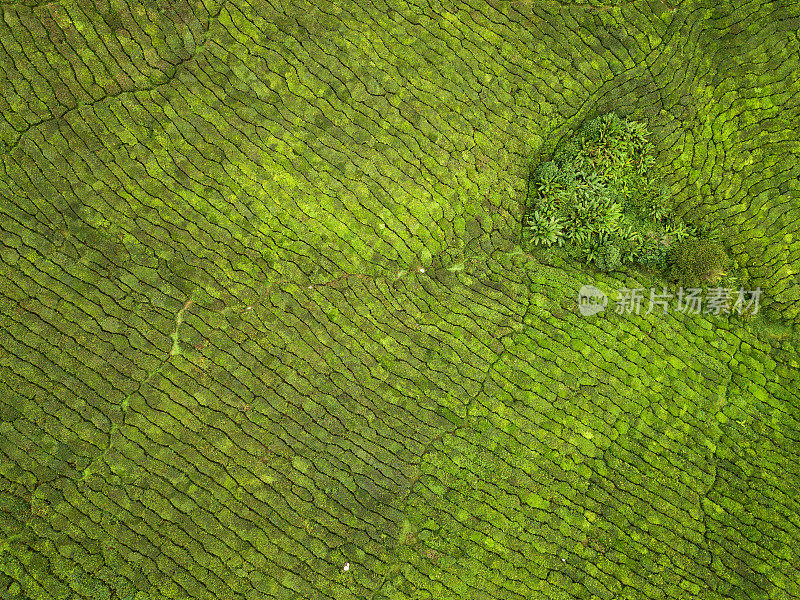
xmin=1 ymin=0 xmax=799 ymax=599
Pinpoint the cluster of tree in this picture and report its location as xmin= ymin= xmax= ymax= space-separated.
xmin=523 ymin=112 xmax=732 ymax=287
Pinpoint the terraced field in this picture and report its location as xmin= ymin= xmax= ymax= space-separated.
xmin=1 ymin=0 xmax=799 ymax=598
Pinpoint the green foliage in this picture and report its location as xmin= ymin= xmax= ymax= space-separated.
xmin=594 ymin=243 xmax=622 ymax=272
xmin=552 ymin=137 xmax=582 ymax=167
xmin=522 ymin=210 xmax=565 ymax=247
xmin=667 ymin=237 xmax=732 ymax=286
xmin=523 ymin=112 xmax=703 ymax=278
xmin=635 ymin=237 xmax=670 ymax=270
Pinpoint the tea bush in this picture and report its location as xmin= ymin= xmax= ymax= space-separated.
xmin=667 ymin=236 xmax=732 ymax=287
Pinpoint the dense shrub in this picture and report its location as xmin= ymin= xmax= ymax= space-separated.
xmin=667 ymin=237 xmax=732 ymax=286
